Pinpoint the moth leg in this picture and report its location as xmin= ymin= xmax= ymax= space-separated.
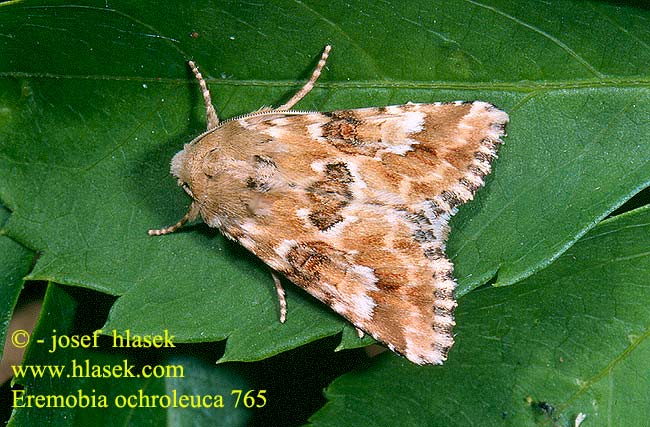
xmin=148 ymin=202 xmax=199 ymax=236
xmin=271 ymin=271 xmax=287 ymax=323
xmin=188 ymin=60 xmax=219 ymax=130
xmin=276 ymin=45 xmax=331 ymax=111
xmin=355 ymin=327 xmax=364 ymax=338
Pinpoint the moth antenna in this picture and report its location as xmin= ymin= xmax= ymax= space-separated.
xmin=276 ymin=45 xmax=331 ymax=111
xmin=271 ymin=271 xmax=287 ymax=323
xmin=188 ymin=60 xmax=219 ymax=129
xmin=148 ymin=203 xmax=199 ymax=236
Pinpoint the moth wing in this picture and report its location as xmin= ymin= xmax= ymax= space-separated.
xmin=240 ymin=102 xmax=508 ymax=210
xmin=267 ymin=208 xmax=457 ymax=366
xmin=216 ymin=102 xmax=508 ymax=364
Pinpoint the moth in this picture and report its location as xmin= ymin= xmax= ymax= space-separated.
xmin=149 ymin=45 xmax=508 ymax=365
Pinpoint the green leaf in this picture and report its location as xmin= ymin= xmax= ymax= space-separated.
xmin=0 ymin=204 xmax=34 ymax=361
xmin=9 ymin=284 xmax=252 ymax=426
xmin=310 ymin=205 xmax=650 ymax=426
xmin=450 ymin=87 xmax=650 ymax=294
xmin=0 ymin=0 xmax=648 ymax=364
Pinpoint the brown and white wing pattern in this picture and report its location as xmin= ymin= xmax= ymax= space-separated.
xmin=203 ymin=102 xmax=508 ymax=365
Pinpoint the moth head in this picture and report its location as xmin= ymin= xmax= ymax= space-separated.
xmin=170 ymin=147 xmax=194 ymax=198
